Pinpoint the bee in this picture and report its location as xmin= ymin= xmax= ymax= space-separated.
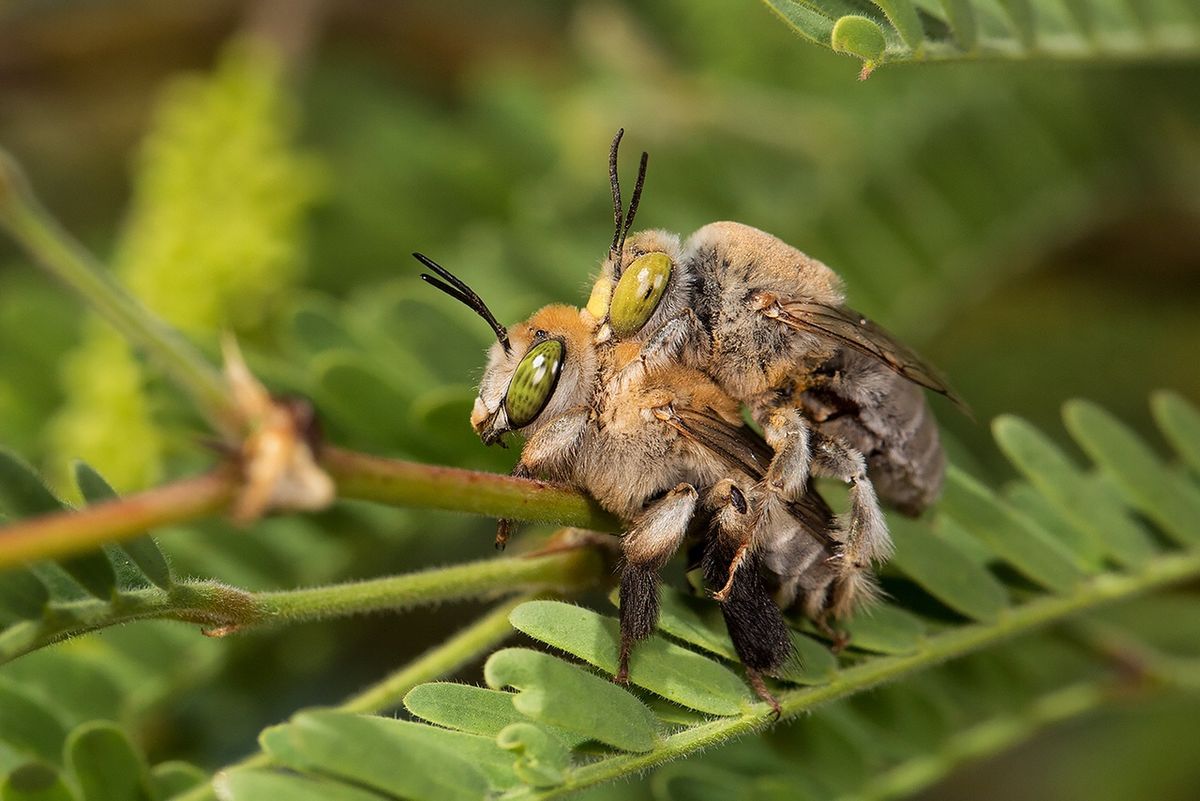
xmin=585 ymin=129 xmax=965 ymax=620
xmin=413 ymin=249 xmax=841 ymax=710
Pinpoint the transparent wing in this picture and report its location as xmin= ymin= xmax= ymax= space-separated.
xmin=776 ymin=300 xmax=968 ymax=411
xmin=667 ymin=406 xmax=837 ymax=542
xmin=669 ymin=407 xmax=772 ymax=480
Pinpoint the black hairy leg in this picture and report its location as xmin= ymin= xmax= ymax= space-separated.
xmin=703 ymin=483 xmax=791 ymax=715
xmin=616 ymin=484 xmax=697 ymax=683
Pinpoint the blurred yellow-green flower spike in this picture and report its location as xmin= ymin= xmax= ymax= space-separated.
xmin=115 ymin=40 xmax=324 ymax=334
xmin=48 ymin=39 xmax=322 ymax=491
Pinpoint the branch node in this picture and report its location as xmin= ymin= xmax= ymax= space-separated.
xmin=223 ymin=335 xmax=335 ymax=522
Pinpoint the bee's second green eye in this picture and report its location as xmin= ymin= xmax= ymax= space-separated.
xmin=505 ymin=339 xmax=564 ymax=428
xmin=610 ymin=252 xmax=671 ymax=337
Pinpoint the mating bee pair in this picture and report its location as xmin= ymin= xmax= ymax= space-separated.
xmin=415 ymin=130 xmax=961 ymax=707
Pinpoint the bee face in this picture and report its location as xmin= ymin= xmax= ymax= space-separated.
xmin=588 ymin=229 xmax=689 ymax=342
xmin=472 ymin=304 xmax=598 ymax=445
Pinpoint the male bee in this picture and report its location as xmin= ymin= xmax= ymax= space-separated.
xmin=586 ymin=130 xmax=964 ymax=620
xmin=413 ymin=249 xmax=841 ymax=710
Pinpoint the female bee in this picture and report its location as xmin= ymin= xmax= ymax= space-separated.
xmin=412 ymin=251 xmax=841 ymax=709
xmin=587 ymin=130 xmax=963 ymax=618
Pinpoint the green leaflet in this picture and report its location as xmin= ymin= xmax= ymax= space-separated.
xmin=484 ymin=648 xmax=660 ymax=753
xmin=939 ymin=467 xmax=1085 ymax=592
xmin=0 ymin=682 xmax=67 ymax=764
xmin=147 ymin=762 xmax=207 ymax=800
xmin=831 ymin=16 xmax=888 ymax=63
xmin=0 ymin=571 xmax=48 ymax=624
xmin=403 ymin=684 xmax=587 ymax=747
xmin=216 ymin=769 xmax=388 ymax=801
xmin=839 ymin=602 xmax=926 ymax=655
xmin=871 ymin=1 xmax=926 ymax=50
xmin=1065 ymin=400 xmax=1200 ymax=547
xmin=992 ymin=414 xmax=1158 ymax=567
xmin=1153 ymin=391 xmax=1200 ymax=476
xmin=510 ymin=601 xmax=754 ymax=715
xmin=497 ymin=723 xmax=572 ymax=788
xmin=260 ymin=712 xmax=513 ymax=800
xmin=888 ymin=515 xmax=1010 ymax=621
xmin=0 ymin=763 xmax=74 ymax=801
xmin=65 ymin=723 xmax=152 ymax=801
xmin=1002 ymin=482 xmax=1104 ymax=573
xmin=73 ymin=463 xmax=173 ymax=591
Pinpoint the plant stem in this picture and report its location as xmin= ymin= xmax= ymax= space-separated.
xmin=0 ymin=550 xmax=603 ymax=664
xmin=255 ymin=550 xmax=603 ymax=624
xmin=322 ymin=446 xmax=618 ymax=531
xmin=339 ymin=593 xmax=531 ymax=714
xmin=0 ymin=451 xmax=618 ymax=569
xmin=0 ymin=149 xmax=237 ymax=430
xmin=507 ymin=546 xmax=1200 ymax=800
xmin=0 ymin=470 xmax=235 ymax=569
xmin=173 ymin=594 xmax=535 ymax=801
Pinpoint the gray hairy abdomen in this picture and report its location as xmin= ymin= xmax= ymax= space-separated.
xmin=804 ymin=357 xmax=944 ymax=515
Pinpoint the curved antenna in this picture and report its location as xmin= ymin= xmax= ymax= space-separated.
xmin=609 ymin=128 xmax=625 ymax=257
xmin=607 ymin=128 xmax=651 ymax=266
xmin=412 ymin=252 xmax=511 ymax=354
xmin=618 ymin=150 xmax=649 ymax=256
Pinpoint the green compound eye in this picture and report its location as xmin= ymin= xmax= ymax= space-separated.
xmin=610 ymin=252 xmax=671 ymax=337
xmin=504 ymin=339 xmax=565 ymax=428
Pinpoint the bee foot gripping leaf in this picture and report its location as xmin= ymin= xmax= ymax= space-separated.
xmin=223 ymin=335 xmax=334 ymax=522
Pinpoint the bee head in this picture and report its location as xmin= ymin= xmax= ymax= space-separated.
xmin=587 ymin=228 xmax=684 ymax=342
xmin=471 ymin=305 xmax=598 ymax=445
xmin=584 ymin=130 xmax=689 ymax=342
xmin=412 ymin=253 xmax=599 ymax=446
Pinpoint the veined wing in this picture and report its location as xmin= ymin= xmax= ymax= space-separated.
xmin=666 ymin=407 xmax=772 ymax=481
xmin=776 ymin=300 xmax=968 ymax=411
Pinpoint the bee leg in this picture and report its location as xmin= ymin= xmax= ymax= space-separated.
xmin=617 ymin=483 xmax=698 ymax=683
xmin=635 ymin=308 xmax=705 ymax=373
xmin=745 ymin=669 xmax=782 ymax=719
xmin=612 ymin=309 xmax=705 ymax=390
xmin=711 ymin=409 xmax=811 ymax=601
xmin=500 ymin=409 xmax=590 ymax=549
xmin=762 ymin=408 xmax=812 ymax=497
xmin=703 ymin=482 xmax=792 ymax=708
xmin=814 ymin=613 xmax=851 ymax=653
xmin=495 ymin=463 xmax=534 ymax=550
xmin=809 ymin=433 xmax=892 ymax=572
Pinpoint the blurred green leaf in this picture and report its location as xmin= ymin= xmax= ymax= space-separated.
xmin=65 ymin=723 xmax=152 ymax=801
xmin=888 ymin=516 xmax=1009 ymax=621
xmin=1 ymin=763 xmax=75 ymax=801
xmin=1064 ymin=400 xmax=1200 ymax=547
xmin=761 ymin=0 xmax=1200 ymax=72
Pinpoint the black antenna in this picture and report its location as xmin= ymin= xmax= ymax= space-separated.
xmin=609 ymin=128 xmax=625 ymax=257
xmin=607 ymin=128 xmax=650 ymax=266
xmin=618 ymin=150 xmax=649 ymax=256
xmin=412 ymin=252 xmax=510 ymax=353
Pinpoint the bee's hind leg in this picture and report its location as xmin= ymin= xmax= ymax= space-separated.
xmin=703 ymin=481 xmax=791 ymax=715
xmin=754 ymin=409 xmax=891 ymax=575
xmin=808 ymin=431 xmax=892 ymax=573
xmin=617 ymin=483 xmax=698 ymax=683
xmin=712 ymin=408 xmax=813 ymax=601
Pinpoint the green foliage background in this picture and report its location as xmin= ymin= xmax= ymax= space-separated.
xmin=0 ymin=1 xmax=1198 ymax=799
